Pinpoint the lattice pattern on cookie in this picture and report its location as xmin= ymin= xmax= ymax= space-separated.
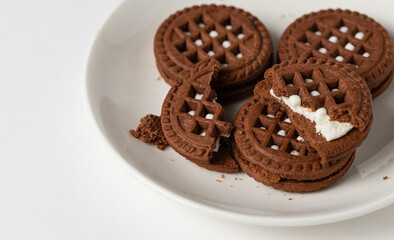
xmin=233 ymin=96 xmax=360 ymax=181
xmin=171 ymin=9 xmax=256 ymax=67
xmin=251 ymin=103 xmax=316 ymax=157
xmin=275 ymin=67 xmax=351 ymax=113
xmin=295 ymin=17 xmax=373 ymax=68
xmin=177 ymin=82 xmax=231 ymax=138
xmin=161 ymin=62 xmax=233 ymax=163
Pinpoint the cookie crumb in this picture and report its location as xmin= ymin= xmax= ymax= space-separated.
xmin=230 ymin=185 xmax=234 ymax=187
xmin=288 ymin=198 xmax=293 ymax=200
xmin=383 ymin=176 xmax=389 ymax=180
xmin=256 ymin=186 xmax=260 ymax=188
xmin=221 ymin=174 xmax=225 ymax=179
xmin=130 ymin=114 xmax=168 ymax=150
xmin=239 ymin=178 xmax=243 ymax=180
xmin=216 ymin=180 xmax=221 ymax=183
xmin=170 ymin=159 xmax=174 ymax=162
xmin=280 ymin=14 xmax=285 ymax=19
xmin=235 ymin=177 xmax=238 ymax=180
xmin=267 ymin=193 xmax=271 ymax=195
xmin=157 ymin=76 xmax=161 ymax=81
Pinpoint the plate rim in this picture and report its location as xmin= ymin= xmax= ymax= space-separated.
xmin=82 ymin=0 xmax=394 ymax=227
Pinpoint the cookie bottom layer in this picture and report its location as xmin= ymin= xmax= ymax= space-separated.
xmin=371 ymin=70 xmax=393 ymax=99
xmin=156 ymin=60 xmax=269 ymax=103
xmin=215 ymin=75 xmax=262 ymax=102
xmin=187 ymin=145 xmax=239 ymax=173
xmin=232 ymin=142 xmax=355 ymax=193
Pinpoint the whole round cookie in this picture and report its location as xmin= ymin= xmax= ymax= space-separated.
xmin=278 ymin=9 xmax=394 ymax=98
xmin=154 ymin=4 xmax=273 ymax=98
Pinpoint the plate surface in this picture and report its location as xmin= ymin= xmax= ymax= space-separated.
xmin=84 ymin=0 xmax=394 ymax=226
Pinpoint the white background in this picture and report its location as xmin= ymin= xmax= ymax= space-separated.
xmin=1 ymin=0 xmax=393 ymax=239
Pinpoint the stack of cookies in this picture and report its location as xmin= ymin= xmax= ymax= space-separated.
xmin=131 ymin=5 xmax=394 ymax=192
xmin=232 ymin=58 xmax=373 ymax=192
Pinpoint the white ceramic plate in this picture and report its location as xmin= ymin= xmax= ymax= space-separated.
xmin=84 ymin=0 xmax=394 ymax=226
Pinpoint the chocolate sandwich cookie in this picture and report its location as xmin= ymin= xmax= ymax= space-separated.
xmin=278 ymin=9 xmax=394 ymax=98
xmin=154 ymin=4 xmax=273 ymax=101
xmin=161 ymin=61 xmax=239 ymax=172
xmin=231 ymin=58 xmax=373 ymax=192
xmin=232 ymin=140 xmax=355 ymax=193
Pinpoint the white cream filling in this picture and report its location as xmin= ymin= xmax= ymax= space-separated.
xmin=209 ymin=30 xmax=218 ymax=38
xmin=270 ymin=89 xmax=354 ymax=141
xmin=345 ymin=43 xmax=355 ymax=51
xmin=205 ymin=113 xmax=214 ymax=119
xmin=213 ymin=138 xmax=221 ymax=152
xmin=194 ymin=93 xmax=203 ymax=100
xmin=222 ymin=40 xmax=231 ymax=48
xmin=329 ymin=36 xmax=338 ymax=43
xmin=194 ymin=39 xmax=203 ymax=46
xmin=354 ymin=32 xmax=364 ymax=40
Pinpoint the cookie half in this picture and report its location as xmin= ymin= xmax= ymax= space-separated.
xmin=254 ymin=58 xmax=373 ymax=160
xmin=154 ymin=4 xmax=273 ymax=99
xmin=161 ymin=61 xmax=239 ymax=172
xmin=278 ymin=9 xmax=394 ymax=98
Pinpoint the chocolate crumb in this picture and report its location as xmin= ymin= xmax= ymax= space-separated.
xmin=383 ymin=176 xmax=389 ymax=180
xmin=239 ymin=178 xmax=243 ymax=180
xmin=235 ymin=177 xmax=238 ymax=180
xmin=221 ymin=174 xmax=225 ymax=179
xmin=130 ymin=114 xmax=168 ymax=150
xmin=288 ymin=198 xmax=293 ymax=200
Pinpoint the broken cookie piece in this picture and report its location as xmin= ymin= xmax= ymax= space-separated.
xmin=161 ymin=61 xmax=238 ymax=172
